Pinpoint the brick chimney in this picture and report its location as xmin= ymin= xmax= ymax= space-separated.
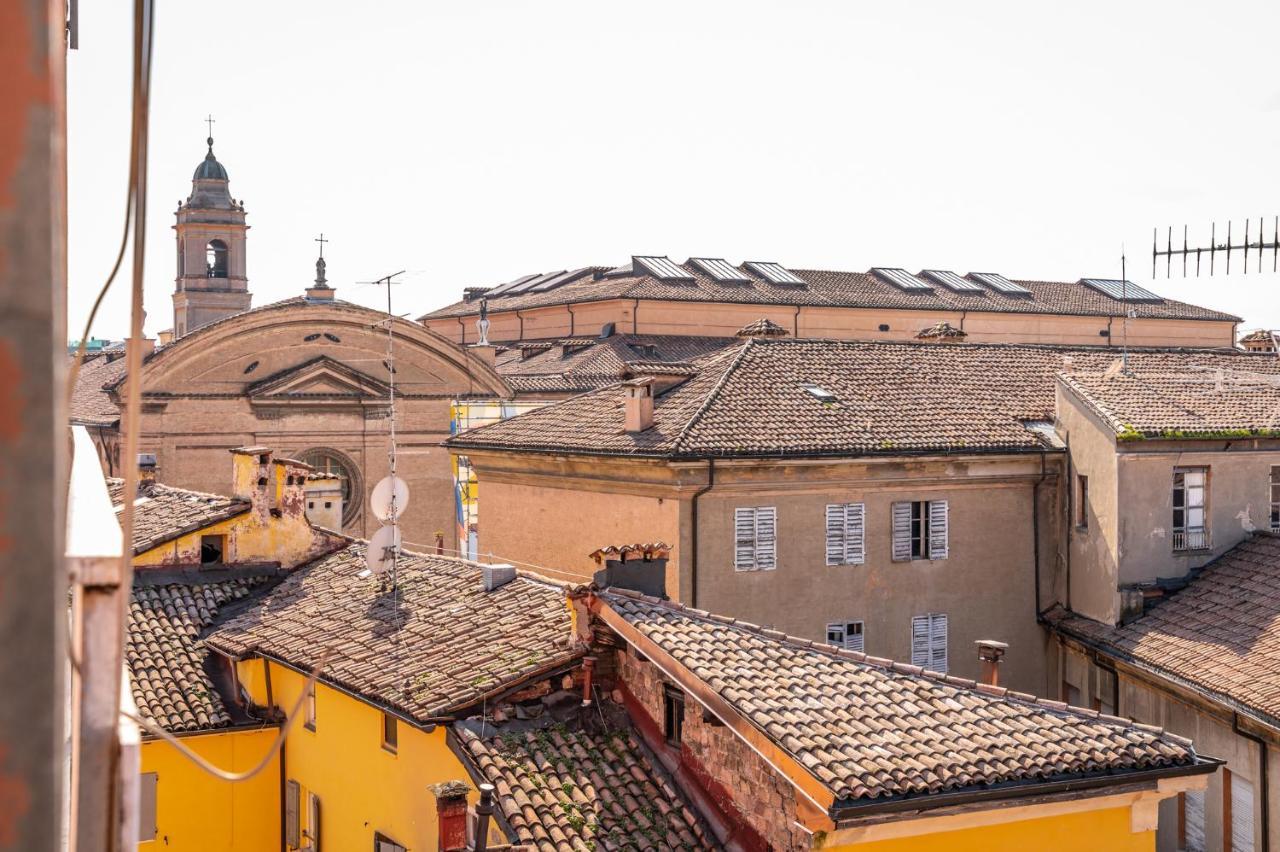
xmin=272 ymin=457 xmax=313 ymax=519
xmin=137 ymin=452 xmax=157 ymax=496
xmin=622 ymin=377 xmax=654 ymax=432
xmin=429 ymin=780 xmax=471 ymax=852
xmin=468 ymin=343 xmax=497 ymax=367
xmin=976 ymin=639 xmax=1008 ymax=687
xmin=589 ymin=542 xmax=671 ymax=598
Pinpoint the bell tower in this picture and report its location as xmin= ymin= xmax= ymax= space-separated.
xmin=172 ymin=120 xmax=251 ymax=337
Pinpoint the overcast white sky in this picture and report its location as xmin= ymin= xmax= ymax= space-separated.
xmin=68 ymin=0 xmax=1280 ymax=341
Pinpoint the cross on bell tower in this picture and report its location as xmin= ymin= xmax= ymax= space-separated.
xmin=172 ymin=118 xmax=251 ymax=337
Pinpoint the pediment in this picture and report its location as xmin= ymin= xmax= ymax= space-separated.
xmin=246 ymin=356 xmax=391 ymax=401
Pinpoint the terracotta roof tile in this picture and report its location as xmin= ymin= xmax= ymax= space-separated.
xmin=452 ymin=339 xmax=1280 ymax=458
xmin=496 ymin=334 xmax=736 ymax=395
xmin=108 ymin=479 xmax=250 ymax=555
xmin=206 ymin=545 xmax=581 ymax=722
xmin=1047 ymin=534 xmax=1280 ymax=729
xmin=604 ymin=591 xmax=1202 ymax=804
xmin=735 ymin=318 xmax=789 ymax=337
xmin=69 ymin=354 xmax=125 ymax=426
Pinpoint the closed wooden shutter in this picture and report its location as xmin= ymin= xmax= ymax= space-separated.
xmin=928 ymin=500 xmax=949 ymax=559
xmin=137 ymin=772 xmax=157 ymax=842
xmin=309 ymin=793 xmax=321 ymax=851
xmin=892 ymin=502 xmax=913 ymax=562
xmin=285 ymin=779 xmax=300 ymax=848
xmin=825 ymin=505 xmax=845 ymax=565
xmin=734 ymin=508 xmax=756 ymax=571
xmin=929 ymin=612 xmax=948 ymax=672
xmin=755 ymin=507 xmax=776 ymax=570
xmin=1184 ymin=788 xmax=1205 ymax=852
xmin=911 ymin=615 xmax=930 ymax=667
xmin=1232 ymin=774 xmax=1255 ymax=852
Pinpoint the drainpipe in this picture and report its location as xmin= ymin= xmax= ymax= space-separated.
xmin=1033 ymin=451 xmax=1049 ymax=616
xmin=1063 ymin=434 xmax=1073 ymax=611
xmin=456 ymin=316 xmax=467 ymax=346
xmin=632 ymin=299 xmax=639 ymax=334
xmin=474 ymin=784 xmax=495 ymax=852
xmin=689 ymin=459 xmax=715 ymax=608
xmin=792 ymin=305 xmax=800 ymax=337
xmin=1233 ymin=713 xmax=1270 ymax=852
xmin=515 ymin=310 xmax=525 ymax=340
xmin=1106 ymin=316 xmax=1114 ymax=347
xmin=959 ymin=309 xmax=967 ymax=333
xmin=567 ymin=304 xmax=575 ymax=336
xmin=580 ymin=656 xmax=596 ymax=706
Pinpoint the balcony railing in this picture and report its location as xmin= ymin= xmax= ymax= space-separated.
xmin=1173 ymin=528 xmax=1211 ymax=552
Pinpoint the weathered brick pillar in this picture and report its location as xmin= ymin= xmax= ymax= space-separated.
xmin=430 ymin=780 xmax=472 ymax=851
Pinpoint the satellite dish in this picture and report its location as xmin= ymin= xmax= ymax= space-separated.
xmin=370 ymin=475 xmax=410 ymax=522
xmin=366 ymin=525 xmax=402 ymax=576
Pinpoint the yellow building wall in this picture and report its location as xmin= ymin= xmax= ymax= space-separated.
xmin=138 ymin=729 xmax=280 ymax=851
xmin=132 ymin=494 xmax=330 ymax=570
xmin=826 ymin=805 xmax=1151 ymax=852
xmin=239 ymin=658 xmax=482 ymax=851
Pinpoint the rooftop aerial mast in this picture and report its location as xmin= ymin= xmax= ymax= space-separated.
xmin=1152 ymin=217 xmax=1280 ymax=278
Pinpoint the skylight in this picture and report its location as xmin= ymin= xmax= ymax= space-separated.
xmin=746 ymin=262 xmax=806 ymax=285
xmin=690 ymin=257 xmax=750 ymax=283
xmin=970 ymin=272 xmax=1032 ymax=296
xmin=634 ymin=256 xmax=694 ymax=281
xmin=1079 ymin=278 xmax=1164 ymax=303
xmin=802 ymin=383 xmax=837 ymax=402
xmin=920 ymin=269 xmax=984 ymax=293
xmin=871 ymin=268 xmax=932 ymax=291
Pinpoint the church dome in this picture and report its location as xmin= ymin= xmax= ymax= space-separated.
xmin=193 ymin=137 xmax=228 ymax=181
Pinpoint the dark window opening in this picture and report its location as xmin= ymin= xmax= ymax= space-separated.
xmin=374 ymin=832 xmax=407 ymax=852
xmin=324 ymin=501 xmax=332 ymax=509
xmin=381 ymin=711 xmax=398 ymax=752
xmin=878 ymin=323 xmax=890 ymax=332
xmin=206 ymin=239 xmax=228 ymax=278
xmin=663 ymin=684 xmax=684 ymax=746
xmin=909 ymin=501 xmax=929 ymax=558
xmin=200 ymin=535 xmax=224 ymax=566
xmin=308 ymin=501 xmax=315 ymax=509
xmin=1076 ymin=474 xmax=1089 ymax=529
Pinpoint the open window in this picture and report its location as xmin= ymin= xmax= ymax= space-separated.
xmin=381 ymin=711 xmax=397 ymax=753
xmin=200 ymin=534 xmax=225 ymax=566
xmin=663 ymin=684 xmax=685 ymax=746
xmin=206 ymin=239 xmax=228 ymax=278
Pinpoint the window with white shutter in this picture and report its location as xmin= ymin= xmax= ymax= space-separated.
xmin=826 ymin=621 xmax=864 ymax=652
xmin=734 ymin=507 xmax=777 ymax=571
xmin=825 ymin=503 xmax=865 ymax=565
xmin=910 ymin=613 xmax=948 ymax=672
xmin=1232 ymin=774 xmax=1255 ymax=852
xmin=1183 ymin=788 xmax=1205 ymax=852
xmin=893 ymin=501 xmax=948 ymax=561
xmin=285 ymin=779 xmax=301 ymax=848
xmin=1270 ymin=466 xmax=1280 ymax=533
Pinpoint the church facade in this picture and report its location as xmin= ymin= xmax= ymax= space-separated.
xmin=87 ymin=135 xmax=509 ymax=550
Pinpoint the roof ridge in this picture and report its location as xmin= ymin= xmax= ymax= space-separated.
xmin=1054 ymin=372 xmax=1128 ymax=435
xmin=604 ymin=590 xmax=1190 ymax=743
xmin=107 ymin=478 xmax=250 ymax=506
xmin=669 ymin=340 xmax=755 ymax=454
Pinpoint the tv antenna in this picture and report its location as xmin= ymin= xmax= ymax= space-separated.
xmin=1152 ymin=217 xmax=1279 ymax=278
xmin=361 ymin=270 xmax=407 ymax=589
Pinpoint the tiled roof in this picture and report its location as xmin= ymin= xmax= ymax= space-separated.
xmin=603 ymin=590 xmax=1202 ymax=805
xmin=455 ymin=721 xmax=719 ymax=849
xmin=69 ymin=354 xmax=126 ymax=426
xmin=451 ymin=339 xmax=1280 ymax=459
xmin=495 ymin=334 xmax=736 ymax=395
xmin=423 ymin=261 xmax=1239 ymax=323
xmin=206 ymin=544 xmax=581 ymax=722
xmin=589 ymin=542 xmax=672 ymax=562
xmin=1046 ymin=534 xmax=1280 ymax=730
xmin=1059 ymin=369 xmax=1280 ymax=438
xmin=129 ymin=574 xmax=275 ymax=732
xmin=916 ymin=321 xmax=967 ymax=340
xmin=735 ymin=318 xmax=789 ymax=337
xmin=108 ymin=479 xmax=250 ymax=555
xmin=1241 ymin=329 xmax=1277 ymax=343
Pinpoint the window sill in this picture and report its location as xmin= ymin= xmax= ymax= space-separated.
xmin=381 ymin=743 xmax=398 ymax=755
xmin=303 ymin=723 xmax=316 ymax=733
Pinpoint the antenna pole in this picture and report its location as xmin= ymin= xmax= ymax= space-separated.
xmin=1121 ymin=248 xmax=1129 ymax=375
xmin=373 ymin=271 xmax=406 ymax=590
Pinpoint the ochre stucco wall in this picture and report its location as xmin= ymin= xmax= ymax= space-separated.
xmin=138 ymin=729 xmax=280 ymax=851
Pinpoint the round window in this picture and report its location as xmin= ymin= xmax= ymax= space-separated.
xmin=297 ymin=448 xmax=361 ymax=526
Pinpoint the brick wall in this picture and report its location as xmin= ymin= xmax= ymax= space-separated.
xmin=613 ymin=642 xmax=810 ymax=851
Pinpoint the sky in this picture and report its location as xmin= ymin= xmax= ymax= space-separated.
xmin=68 ymin=0 xmax=1280 ymax=341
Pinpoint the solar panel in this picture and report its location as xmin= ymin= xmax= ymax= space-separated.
xmin=528 ymin=267 xmax=592 ymax=293
xmin=870 ymin=268 xmax=932 ymax=291
xmin=634 ymin=256 xmax=694 ymax=281
xmin=485 ymin=273 xmax=541 ymax=297
xmin=970 ymin=272 xmax=1032 ymax=295
xmin=1079 ymin=278 xmax=1164 ymax=303
xmin=920 ymin=269 xmax=984 ymax=293
xmin=690 ymin=257 xmax=750 ymax=283
xmin=745 ymin=262 xmax=806 ymax=285
xmin=505 ymin=270 xmax=567 ymax=295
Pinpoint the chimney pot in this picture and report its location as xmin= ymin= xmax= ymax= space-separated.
xmin=622 ymin=377 xmax=655 ymax=433
xmin=976 ymin=639 xmax=1008 ymax=687
xmin=137 ymin=453 xmax=158 ymax=495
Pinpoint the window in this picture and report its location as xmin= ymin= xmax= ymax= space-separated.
xmin=374 ymin=833 xmax=407 ymax=852
xmin=827 ymin=621 xmax=864 ymax=652
xmin=304 ymin=683 xmax=316 ymax=731
xmin=286 ymin=780 xmax=301 ymax=848
xmin=137 ymin=772 xmax=157 ymax=842
xmin=734 ymin=506 xmax=777 ymax=571
xmin=892 ymin=500 xmax=948 ymax=561
xmin=663 ymin=684 xmax=685 ymax=746
xmin=1173 ymin=468 xmax=1209 ymax=551
xmin=306 ymin=793 xmax=322 ymax=851
xmin=1076 ymin=475 xmax=1089 ymax=529
xmin=381 ymin=711 xmax=398 ymax=753
xmin=199 ymin=534 xmax=225 ymax=566
xmin=1270 ymin=466 xmax=1280 ymax=533
xmin=206 ymin=239 xmax=228 ymax=278
xmin=1181 ymin=788 xmax=1206 ymax=851
xmin=825 ymin=503 xmax=866 ymax=565
xmin=910 ymin=613 xmax=948 ymax=672
xmin=1230 ymin=771 xmax=1255 ymax=852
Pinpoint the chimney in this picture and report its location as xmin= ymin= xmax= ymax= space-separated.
xmin=429 ymin=781 xmax=471 ymax=852
xmin=976 ymin=639 xmax=1008 ymax=687
xmin=229 ymin=446 xmax=273 ymax=519
xmin=156 ymin=328 xmax=174 ymax=346
xmin=272 ymin=458 xmax=312 ymax=518
xmin=482 ymin=563 xmax=516 ymax=592
xmin=589 ymin=542 xmax=671 ymax=598
xmin=462 ymin=287 xmax=491 ymax=304
xmin=622 ymin=377 xmax=654 ymax=433
xmin=137 ymin=452 xmax=157 ymax=496
xmin=468 ymin=343 xmax=496 ymax=368
xmin=303 ymin=473 xmax=344 ymax=530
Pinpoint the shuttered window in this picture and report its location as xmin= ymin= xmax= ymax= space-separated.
xmin=1183 ymin=788 xmax=1205 ymax=851
xmin=825 ymin=503 xmax=865 ymax=565
xmin=892 ymin=500 xmax=948 ymax=561
xmin=137 ymin=772 xmax=157 ymax=842
xmin=1232 ymin=773 xmax=1255 ymax=852
xmin=826 ymin=621 xmax=864 ymax=652
xmin=1173 ymin=468 xmax=1209 ymax=551
xmin=734 ymin=507 xmax=777 ymax=571
xmin=910 ymin=613 xmax=948 ymax=672
xmin=375 ymin=833 xmax=407 ymax=852
xmin=285 ymin=779 xmax=301 ymax=848
xmin=1270 ymin=466 xmax=1280 ymax=533
xmin=307 ymin=793 xmax=322 ymax=851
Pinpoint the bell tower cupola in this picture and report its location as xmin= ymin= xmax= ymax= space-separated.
xmin=172 ymin=117 xmax=251 ymax=337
